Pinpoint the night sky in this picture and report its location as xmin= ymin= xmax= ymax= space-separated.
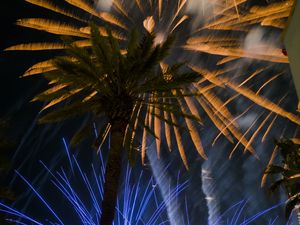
xmin=0 ymin=0 xmax=299 ymax=224
xmin=1 ymin=0 xmax=44 ymax=109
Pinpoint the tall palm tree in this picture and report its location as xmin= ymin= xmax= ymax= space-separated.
xmin=33 ymin=24 xmax=203 ymax=224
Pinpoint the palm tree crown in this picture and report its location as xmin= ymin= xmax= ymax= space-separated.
xmin=31 ymin=24 xmax=206 ymax=224
xmin=35 ymin=24 xmax=203 ymax=166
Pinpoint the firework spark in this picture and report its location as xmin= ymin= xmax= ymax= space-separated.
xmin=5 ymin=0 xmax=299 ymax=162
xmin=0 ymin=139 xmax=291 ymax=225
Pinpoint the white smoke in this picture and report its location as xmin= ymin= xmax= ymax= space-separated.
xmin=244 ymin=27 xmax=265 ymax=51
xmin=185 ymin=0 xmax=219 ymax=25
xmin=186 ymin=0 xmax=217 ymax=15
xmin=243 ymin=26 xmax=279 ymax=58
xmin=237 ymin=113 xmax=257 ymax=129
xmin=147 ymin=143 xmax=182 ymax=225
xmin=94 ymin=0 xmax=113 ymax=11
xmin=201 ymin=164 xmax=221 ymax=225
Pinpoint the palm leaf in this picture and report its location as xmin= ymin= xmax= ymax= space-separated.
xmin=99 ymin=12 xmax=128 ymax=30
xmin=127 ymin=29 xmax=140 ymax=58
xmin=38 ymin=100 xmax=97 ymax=123
xmin=25 ymin=0 xmax=87 ymax=22
xmin=163 ymin=98 xmax=172 ymax=151
xmin=22 ymin=59 xmax=56 ymax=77
xmin=64 ymin=0 xmax=99 ymax=18
xmin=90 ymin=24 xmax=115 ymax=79
xmin=170 ymin=113 xmax=189 ymax=169
xmin=269 ymin=179 xmax=285 ymax=193
xmin=154 ymin=106 xmax=162 ymax=158
xmin=285 ymin=197 xmax=299 ymax=219
xmin=4 ymin=42 xmax=66 ymax=51
xmin=177 ymin=96 xmax=207 ymax=159
xmin=16 ymin=18 xmax=89 ymax=38
xmin=141 ymin=105 xmax=150 ymax=165
xmin=70 ymin=121 xmax=93 ymax=147
xmin=264 ymin=165 xmax=286 ymax=174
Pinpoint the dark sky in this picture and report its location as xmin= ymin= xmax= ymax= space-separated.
xmin=0 ymin=0 xmax=55 ymax=114
xmin=0 ymin=0 xmax=26 ymax=111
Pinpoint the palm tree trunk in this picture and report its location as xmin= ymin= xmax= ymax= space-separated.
xmin=100 ymin=122 xmax=126 ymax=225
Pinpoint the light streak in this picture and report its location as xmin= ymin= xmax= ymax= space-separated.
xmin=6 ymin=0 xmax=300 ymax=163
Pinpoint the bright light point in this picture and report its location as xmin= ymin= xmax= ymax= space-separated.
xmin=201 ymin=169 xmax=210 ymax=174
xmin=205 ymin=197 xmax=214 ymax=201
xmin=143 ymin=16 xmax=155 ymax=33
xmin=94 ymin=0 xmax=113 ymax=11
xmin=155 ymin=32 xmax=166 ymax=45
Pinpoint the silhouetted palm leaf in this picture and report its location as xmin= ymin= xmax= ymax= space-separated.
xmin=265 ymin=139 xmax=300 ymax=220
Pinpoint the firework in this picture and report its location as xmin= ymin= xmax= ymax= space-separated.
xmin=4 ymin=0 xmax=299 ymax=162
xmin=1 ymin=138 xmax=188 ymax=224
xmin=0 ymin=139 xmax=290 ymax=224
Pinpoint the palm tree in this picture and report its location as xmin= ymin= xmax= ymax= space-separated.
xmin=32 ymin=24 xmax=204 ymax=224
xmin=264 ymin=139 xmax=300 ymax=221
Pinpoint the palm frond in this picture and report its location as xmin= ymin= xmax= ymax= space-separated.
xmin=177 ymin=96 xmax=207 ymax=159
xmin=264 ymin=165 xmax=286 ymax=174
xmin=154 ymin=106 xmax=162 ymax=158
xmin=4 ymin=42 xmax=66 ymax=51
xmin=126 ymin=29 xmax=140 ymax=58
xmin=16 ymin=18 xmax=89 ymax=38
xmin=170 ymin=113 xmax=189 ymax=170
xmin=285 ymin=197 xmax=299 ymax=219
xmin=163 ymin=98 xmax=172 ymax=152
xmin=99 ymin=12 xmax=128 ymax=30
xmin=141 ymin=105 xmax=150 ymax=165
xmin=32 ymin=84 xmax=69 ymax=102
xmin=38 ymin=99 xmax=98 ymax=123
xmin=112 ymin=0 xmax=129 ymax=18
xmin=64 ymin=0 xmax=99 ymax=18
xmin=70 ymin=121 xmax=93 ymax=147
xmin=41 ymin=88 xmax=83 ymax=111
xmin=90 ymin=24 xmax=115 ymax=79
xmin=25 ymin=0 xmax=87 ymax=22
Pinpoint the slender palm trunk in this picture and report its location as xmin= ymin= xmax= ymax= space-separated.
xmin=100 ymin=122 xmax=126 ymax=225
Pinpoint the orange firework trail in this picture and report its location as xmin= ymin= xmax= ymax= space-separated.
xmin=5 ymin=0 xmax=299 ymax=162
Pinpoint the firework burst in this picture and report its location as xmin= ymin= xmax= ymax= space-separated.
xmin=4 ymin=0 xmax=299 ymax=165
xmin=0 ymin=139 xmax=291 ymax=224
